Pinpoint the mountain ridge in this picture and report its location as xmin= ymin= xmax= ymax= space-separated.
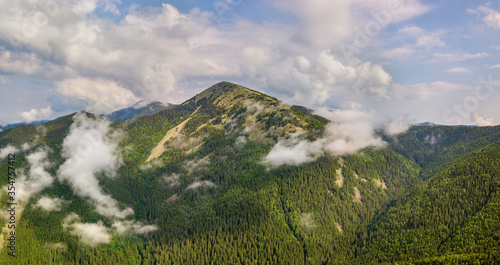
xmin=0 ymin=82 xmax=499 ymax=264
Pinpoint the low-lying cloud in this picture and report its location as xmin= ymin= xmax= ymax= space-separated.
xmin=184 ymin=156 xmax=210 ymax=175
xmin=0 ymin=145 xmax=19 ymax=160
xmin=35 ymin=196 xmax=70 ymax=212
xmin=263 ymin=108 xmax=409 ymax=167
xmin=315 ymin=108 xmax=387 ymax=155
xmin=56 ymin=113 xmax=157 ymax=245
xmin=162 ymin=173 xmax=181 ymax=188
xmin=263 ymin=132 xmax=325 ymax=167
xmin=57 ymin=112 xmax=133 ymax=219
xmin=112 ymin=220 xmax=158 ymax=235
xmin=186 ymin=180 xmax=217 ymax=190
xmin=16 ymin=147 xmax=54 ymax=203
xmin=0 ymin=125 xmax=47 ymax=159
xmin=63 ymin=213 xmax=111 ymax=246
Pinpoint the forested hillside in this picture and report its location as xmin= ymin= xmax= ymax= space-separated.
xmin=0 ymin=82 xmax=499 ymax=264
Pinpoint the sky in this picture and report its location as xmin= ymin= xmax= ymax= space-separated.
xmin=0 ymin=0 xmax=499 ymax=125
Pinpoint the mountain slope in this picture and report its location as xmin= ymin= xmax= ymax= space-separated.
xmin=358 ymin=144 xmax=500 ymax=264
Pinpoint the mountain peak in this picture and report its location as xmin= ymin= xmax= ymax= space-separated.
xmin=191 ymin=81 xmax=278 ymax=109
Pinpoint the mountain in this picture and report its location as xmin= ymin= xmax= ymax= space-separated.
xmin=103 ymin=100 xmax=177 ymax=122
xmin=0 ymin=81 xmax=499 ymax=264
xmin=0 ymin=120 xmax=50 ymax=131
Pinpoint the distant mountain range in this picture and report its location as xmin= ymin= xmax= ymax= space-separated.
xmin=1 ymin=82 xmax=499 ymax=264
xmin=0 ymin=101 xmax=176 ymax=131
xmin=102 ymin=100 xmax=177 ymax=122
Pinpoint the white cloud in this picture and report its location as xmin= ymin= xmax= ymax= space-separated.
xmin=0 ymin=145 xmax=19 ymax=160
xmin=0 ymin=127 xmax=46 ymax=159
xmin=0 ymin=50 xmax=61 ymax=76
xmin=57 ymin=113 xmax=133 ymax=219
xmin=234 ymin=136 xmax=247 ymax=148
xmin=473 ymin=113 xmax=494 ymax=127
xmin=35 ymin=196 xmax=70 ymax=212
xmin=490 ymin=65 xmax=500 ymax=69
xmin=18 ymin=106 xmax=53 ymax=123
xmin=273 ymin=0 xmax=431 ymax=49
xmin=409 ymin=81 xmax=465 ymax=99
xmin=16 ymin=147 xmax=54 ymax=203
xmin=184 ymin=156 xmax=210 ymax=175
xmin=445 ymin=67 xmax=472 ymax=73
xmin=263 ymin=108 xmax=395 ymax=167
xmin=476 ymin=6 xmax=500 ymax=29
xmin=112 ymin=220 xmax=158 ymax=235
xmin=186 ymin=180 xmax=217 ymax=190
xmin=316 ymin=108 xmax=387 ymax=155
xmin=353 ymin=62 xmax=392 ymax=98
xmin=379 ymin=47 xmax=415 ymax=59
xmin=0 ymin=0 xmax=406 ymax=115
xmin=44 ymin=242 xmax=67 ymax=250
xmin=56 ymin=77 xmax=138 ymax=114
xmin=263 ymin=132 xmax=325 ymax=167
xmin=433 ymin=52 xmax=488 ymax=62
xmin=162 ymin=173 xmax=181 ymax=188
xmin=63 ymin=213 xmax=111 ymax=246
xmin=397 ymin=26 xmax=446 ymax=48
xmin=384 ymin=118 xmax=410 ymax=136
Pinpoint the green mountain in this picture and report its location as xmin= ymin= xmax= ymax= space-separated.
xmin=0 ymin=81 xmax=499 ymax=264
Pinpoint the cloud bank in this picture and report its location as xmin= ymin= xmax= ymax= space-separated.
xmin=263 ymin=108 xmax=408 ymax=167
xmin=55 ymin=113 xmax=157 ymax=245
xmin=0 ymin=0 xmax=435 ymax=121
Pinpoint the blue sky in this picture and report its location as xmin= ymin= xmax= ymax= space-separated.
xmin=0 ymin=0 xmax=499 ymax=126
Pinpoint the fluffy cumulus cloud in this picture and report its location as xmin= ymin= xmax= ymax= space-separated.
xmin=473 ymin=5 xmax=500 ymax=29
xmin=4 ymin=0 xmax=494 ymax=125
xmin=55 ymin=78 xmax=138 ymax=114
xmin=263 ymin=107 xmax=409 ymax=167
xmin=57 ymin=112 xmax=132 ymax=219
xmin=473 ymin=113 xmax=494 ymax=127
xmin=273 ymin=0 xmax=430 ymax=48
xmin=0 ymin=0 xmax=434 ymax=119
xmin=18 ymin=106 xmax=53 ymax=123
